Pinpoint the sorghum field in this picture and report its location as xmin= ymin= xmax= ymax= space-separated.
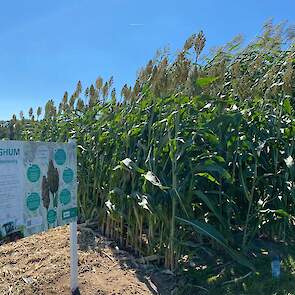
xmin=1 ymin=21 xmax=295 ymax=294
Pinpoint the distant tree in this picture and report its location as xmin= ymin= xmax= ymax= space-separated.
xmin=9 ymin=117 xmax=15 ymax=140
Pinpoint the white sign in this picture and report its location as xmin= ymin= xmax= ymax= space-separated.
xmin=0 ymin=140 xmax=77 ymax=239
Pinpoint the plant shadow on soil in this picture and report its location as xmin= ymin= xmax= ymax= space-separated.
xmin=78 ymin=225 xmax=176 ymax=295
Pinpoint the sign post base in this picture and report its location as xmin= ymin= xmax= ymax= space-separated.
xmin=70 ymin=221 xmax=78 ymax=293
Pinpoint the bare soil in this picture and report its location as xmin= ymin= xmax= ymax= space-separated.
xmin=0 ymin=226 xmax=168 ymax=295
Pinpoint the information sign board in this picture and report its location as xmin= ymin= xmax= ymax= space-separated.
xmin=0 ymin=140 xmax=77 ymax=239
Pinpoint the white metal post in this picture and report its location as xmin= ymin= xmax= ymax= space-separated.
xmin=70 ymin=220 xmax=78 ymax=292
xmin=69 ymin=139 xmax=78 ymax=293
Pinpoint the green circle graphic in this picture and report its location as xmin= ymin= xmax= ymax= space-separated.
xmin=60 ymin=189 xmax=71 ymax=205
xmin=27 ymin=164 xmax=41 ymax=182
xmin=55 ymin=149 xmax=66 ymax=165
xmin=26 ymin=193 xmax=41 ymax=211
xmin=63 ymin=168 xmax=74 ymax=184
xmin=47 ymin=209 xmax=57 ymax=224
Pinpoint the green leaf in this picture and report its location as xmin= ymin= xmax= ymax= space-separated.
xmin=283 ymin=98 xmax=292 ymax=115
xmin=194 ymin=190 xmax=226 ymax=227
xmin=196 ymin=77 xmax=219 ymax=88
xmin=275 ymin=209 xmax=290 ymax=218
xmin=196 ymin=163 xmax=232 ymax=183
xmin=196 ymin=172 xmax=220 ymax=185
xmin=176 ymin=217 xmax=255 ymax=270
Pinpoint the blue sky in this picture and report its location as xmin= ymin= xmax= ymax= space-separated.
xmin=0 ymin=0 xmax=294 ymax=120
